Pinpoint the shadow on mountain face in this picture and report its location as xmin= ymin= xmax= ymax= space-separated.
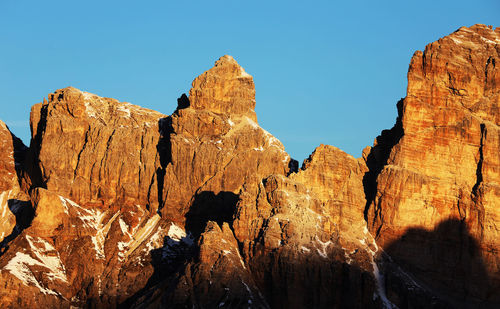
xmin=119 ymin=196 xmax=498 ymax=308
xmin=0 ymin=199 xmax=34 ymax=257
xmin=120 ymin=191 xmax=239 ymax=308
xmin=0 ymin=131 xmax=33 ymax=257
xmin=8 ymin=130 xmax=28 ymax=188
xmin=21 ymin=102 xmax=49 ymax=191
xmin=123 ymin=93 xmax=243 ymax=307
xmin=185 ymin=191 xmax=239 ymax=239
xmin=149 ymin=115 xmax=173 ymax=215
xmin=363 ymin=98 xmax=404 ymax=232
xmin=383 ymin=218 xmax=500 ymax=308
xmin=176 ymin=93 xmax=190 ymax=110
xmin=118 ymin=232 xmax=195 ymax=309
xmin=246 ymin=248 xmax=381 ymax=309
xmin=152 ymin=94 xmax=190 ymax=215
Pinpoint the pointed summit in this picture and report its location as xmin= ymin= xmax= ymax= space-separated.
xmin=189 ymin=55 xmax=257 ymax=121
xmin=214 ymin=55 xmax=252 ymax=78
xmin=215 ymin=54 xmax=238 ymax=65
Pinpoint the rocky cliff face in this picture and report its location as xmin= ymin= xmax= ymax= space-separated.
xmin=0 ymin=24 xmax=498 ymax=309
xmin=365 ymin=24 xmax=500 ymax=306
xmin=0 ymin=120 xmax=29 ymax=250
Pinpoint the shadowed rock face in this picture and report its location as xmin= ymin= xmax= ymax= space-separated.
xmin=0 ymin=121 xmax=30 ymax=254
xmin=0 ymin=24 xmax=499 ymax=309
xmin=0 ymin=121 xmax=20 ymax=244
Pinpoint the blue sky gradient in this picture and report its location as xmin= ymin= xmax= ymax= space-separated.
xmin=1 ymin=1 xmax=498 ymax=161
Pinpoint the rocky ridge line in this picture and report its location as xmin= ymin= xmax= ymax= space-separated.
xmin=0 ymin=24 xmax=498 ymax=309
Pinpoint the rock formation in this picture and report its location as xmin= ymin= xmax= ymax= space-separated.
xmin=365 ymin=24 xmax=500 ymax=306
xmin=0 ymin=121 xmax=20 ymax=244
xmin=0 ymin=24 xmax=498 ymax=308
xmin=157 ymin=55 xmax=290 ymax=225
xmin=0 ymin=120 xmax=30 ymax=253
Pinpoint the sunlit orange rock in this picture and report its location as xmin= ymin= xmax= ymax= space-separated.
xmin=26 ymin=87 xmax=166 ymax=210
xmin=0 ymin=25 xmax=499 ymax=308
xmin=365 ymin=24 xmax=500 ymax=304
xmin=0 ymin=121 xmax=30 ymax=246
xmin=158 ymin=55 xmax=290 ymax=224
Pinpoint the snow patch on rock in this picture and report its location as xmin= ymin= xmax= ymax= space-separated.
xmin=359 ymin=233 xmax=396 ymax=309
xmin=59 ymin=195 xmax=119 ymax=259
xmin=116 ymin=104 xmax=132 ymax=118
xmin=300 ymin=246 xmax=311 ymax=253
xmin=119 ymin=218 xmax=129 ymax=235
xmin=117 ymin=214 xmax=162 ymax=262
xmin=315 ymin=236 xmax=332 ymax=259
xmin=25 ymin=235 xmax=67 ymax=282
xmin=168 ymin=223 xmax=186 ymax=240
xmin=4 ymin=252 xmax=60 ymax=295
xmin=0 ymin=190 xmax=11 ymax=221
xmin=239 ymin=67 xmax=252 ymax=78
xmin=3 ymin=235 xmax=68 ymax=296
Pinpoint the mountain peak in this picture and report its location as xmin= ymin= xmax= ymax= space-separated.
xmin=188 ymin=55 xmax=257 ymax=121
xmin=215 ymin=54 xmax=237 ymax=65
xmin=1 ymin=26 xmax=500 ymax=308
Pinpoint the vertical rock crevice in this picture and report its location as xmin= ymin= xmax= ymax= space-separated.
xmin=363 ymin=98 xmax=404 ymax=230
xmin=1 ymin=25 xmax=499 ymax=307
xmin=152 ymin=93 xmax=188 ymax=215
xmin=154 ymin=116 xmax=173 ymax=215
xmin=9 ymin=131 xmax=28 ymax=189
xmin=471 ymin=123 xmax=486 ymax=243
xmin=22 ymin=101 xmax=49 ymax=192
xmin=73 ymin=127 xmax=90 ymax=179
xmin=472 ymin=123 xmax=485 ymax=199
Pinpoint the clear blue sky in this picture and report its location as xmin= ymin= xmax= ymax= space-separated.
xmin=1 ymin=1 xmax=498 ymax=162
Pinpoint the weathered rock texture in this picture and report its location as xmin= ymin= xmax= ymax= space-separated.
xmin=0 ymin=121 xmax=19 ymax=243
xmin=365 ymin=24 xmax=500 ymax=307
xmin=0 ymin=121 xmax=20 ymax=193
xmin=158 ymin=55 xmax=290 ymax=225
xmin=25 ymin=87 xmax=166 ymax=209
xmin=1 ymin=89 xmax=171 ymax=308
xmin=0 ymin=24 xmax=499 ymax=309
xmin=0 ymin=121 xmax=30 ymax=250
